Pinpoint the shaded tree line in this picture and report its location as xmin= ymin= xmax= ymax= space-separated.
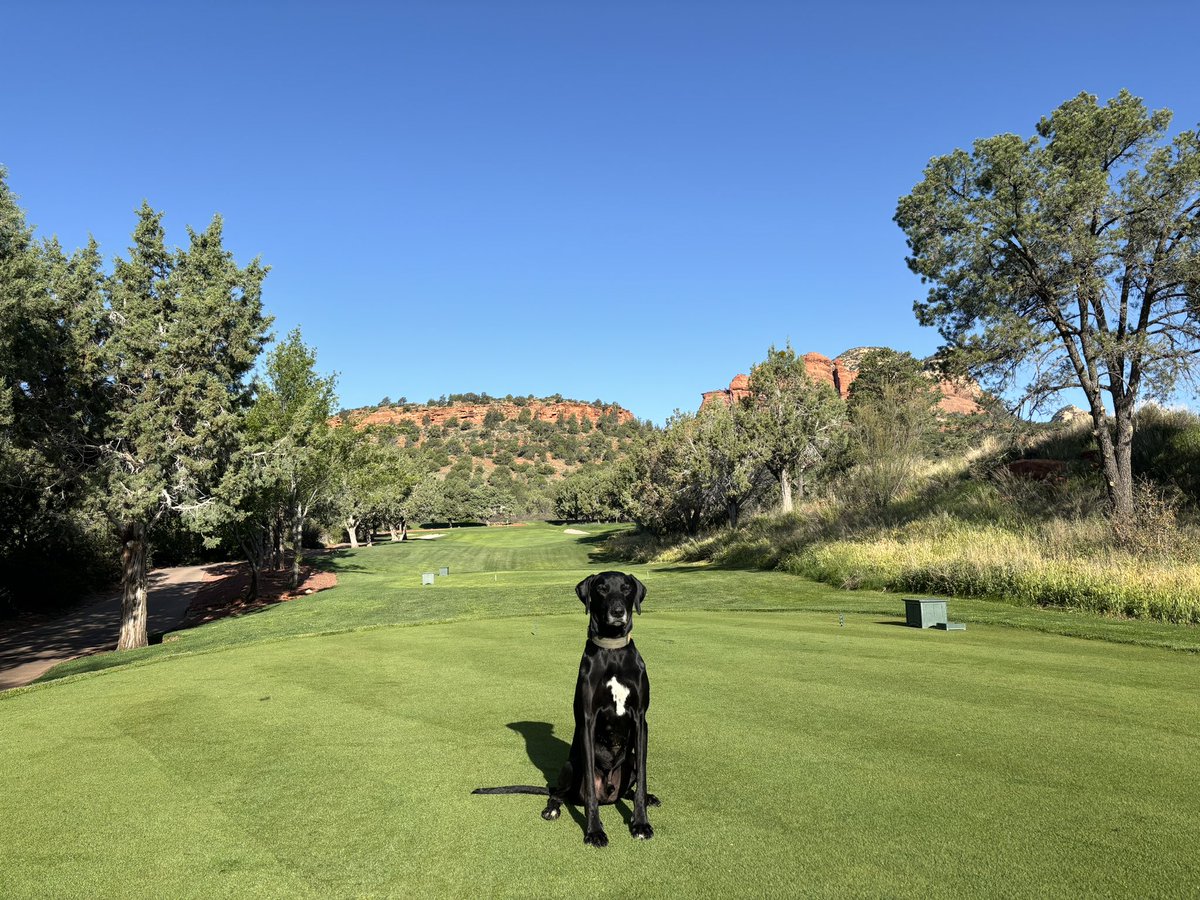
xmin=0 ymin=172 xmax=426 ymax=646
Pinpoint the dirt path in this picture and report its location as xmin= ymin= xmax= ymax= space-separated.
xmin=0 ymin=563 xmax=222 ymax=691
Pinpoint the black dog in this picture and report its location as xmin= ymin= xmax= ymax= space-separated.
xmin=473 ymin=571 xmax=658 ymax=847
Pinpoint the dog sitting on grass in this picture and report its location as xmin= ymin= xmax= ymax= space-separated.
xmin=473 ymin=571 xmax=658 ymax=847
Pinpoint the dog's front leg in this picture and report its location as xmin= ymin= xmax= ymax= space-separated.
xmin=581 ymin=710 xmax=608 ymax=847
xmin=629 ymin=711 xmax=653 ymax=840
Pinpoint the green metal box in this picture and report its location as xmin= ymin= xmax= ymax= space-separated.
xmin=904 ymin=598 xmax=948 ymax=628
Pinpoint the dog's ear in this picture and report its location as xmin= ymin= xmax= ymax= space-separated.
xmin=627 ymin=574 xmax=646 ymax=615
xmin=575 ymin=574 xmax=595 ymax=610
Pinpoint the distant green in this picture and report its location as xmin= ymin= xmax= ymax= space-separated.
xmin=2 ymin=524 xmax=1198 ymax=898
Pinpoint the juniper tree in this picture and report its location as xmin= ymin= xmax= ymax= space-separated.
xmin=744 ymin=345 xmax=847 ymax=512
xmin=0 ymin=172 xmax=108 ymax=607
xmin=102 ymin=204 xmax=268 ymax=649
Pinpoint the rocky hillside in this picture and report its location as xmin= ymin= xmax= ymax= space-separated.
xmin=702 ymin=348 xmax=983 ymax=416
xmin=337 ymin=397 xmax=634 ymax=431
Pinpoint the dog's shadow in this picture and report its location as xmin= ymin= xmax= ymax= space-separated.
xmin=506 ymin=721 xmax=566 ymax=785
xmin=505 ymin=721 xmax=635 ymax=833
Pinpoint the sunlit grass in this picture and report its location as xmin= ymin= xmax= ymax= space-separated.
xmin=3 ymin=524 xmax=1199 ymax=897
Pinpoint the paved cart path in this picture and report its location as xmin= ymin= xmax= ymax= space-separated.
xmin=0 ymin=564 xmax=220 ymax=691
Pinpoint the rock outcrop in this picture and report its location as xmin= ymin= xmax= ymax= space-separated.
xmin=1052 ymin=405 xmax=1091 ymax=425
xmin=701 ymin=348 xmax=983 ymax=416
xmin=337 ymin=399 xmax=634 ymax=431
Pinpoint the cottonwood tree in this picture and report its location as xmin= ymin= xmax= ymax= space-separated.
xmin=327 ymin=427 xmax=388 ymax=547
xmin=249 ymin=329 xmax=337 ymax=587
xmin=102 ymin=205 xmax=268 ymax=649
xmin=745 ymin=345 xmax=847 ymax=512
xmin=372 ymin=439 xmax=420 ymax=540
xmin=206 ymin=329 xmax=336 ymax=595
xmin=896 ymin=90 xmax=1200 ymax=521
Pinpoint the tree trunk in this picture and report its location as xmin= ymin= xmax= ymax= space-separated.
xmin=780 ymin=469 xmax=794 ymax=514
xmin=1090 ymin=400 xmax=1134 ymax=522
xmin=1110 ymin=405 xmax=1135 ymax=522
xmin=346 ymin=520 xmax=359 ymax=548
xmin=116 ymin=521 xmax=149 ymax=650
xmin=727 ymin=499 xmax=740 ymax=529
xmin=291 ymin=505 xmax=304 ymax=590
xmin=275 ymin=516 xmax=287 ymax=570
xmin=236 ymin=525 xmax=264 ymax=601
xmin=400 ymin=518 xmax=408 ymax=541
xmin=389 ymin=525 xmax=400 ymax=542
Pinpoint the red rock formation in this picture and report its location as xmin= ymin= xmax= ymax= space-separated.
xmin=339 ymin=400 xmax=634 ymax=431
xmin=701 ymin=349 xmax=982 ymax=416
xmin=933 ymin=377 xmax=983 ymax=415
xmin=702 ymin=374 xmax=753 ymax=407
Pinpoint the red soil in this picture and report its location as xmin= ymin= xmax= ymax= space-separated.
xmin=183 ymin=562 xmax=337 ymax=627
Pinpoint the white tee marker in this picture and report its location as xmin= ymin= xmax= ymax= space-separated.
xmin=606 ymin=677 xmax=631 ymax=717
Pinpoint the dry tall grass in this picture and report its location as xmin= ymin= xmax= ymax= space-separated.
xmin=617 ymin=446 xmax=1200 ymax=624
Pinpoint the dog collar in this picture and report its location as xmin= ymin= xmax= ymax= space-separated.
xmin=589 ymin=634 xmax=631 ymax=650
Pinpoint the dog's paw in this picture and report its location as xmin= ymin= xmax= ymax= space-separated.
xmin=584 ymin=830 xmax=609 ymax=848
xmin=541 ymin=806 xmax=560 ymax=821
xmin=630 ymin=822 xmax=654 ymax=841
xmin=646 ymin=793 xmax=661 ymax=807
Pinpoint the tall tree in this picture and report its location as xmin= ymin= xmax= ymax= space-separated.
xmin=328 ymin=427 xmax=395 ymax=546
xmin=0 ymin=171 xmax=110 ymax=609
xmin=691 ymin=399 xmax=763 ymax=528
xmin=896 ymin=90 xmax=1200 ymax=520
xmin=372 ymin=438 xmax=420 ymax=540
xmin=745 ymin=345 xmax=847 ymax=512
xmin=248 ymin=329 xmax=337 ymax=588
xmin=101 ymin=205 xmax=269 ymax=649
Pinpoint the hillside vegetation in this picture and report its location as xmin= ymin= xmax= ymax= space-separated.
xmin=336 ymin=394 xmax=649 ymax=524
xmin=608 ymin=406 xmax=1200 ymax=626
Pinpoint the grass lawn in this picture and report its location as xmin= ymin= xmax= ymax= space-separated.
xmin=2 ymin=523 xmax=1198 ymax=897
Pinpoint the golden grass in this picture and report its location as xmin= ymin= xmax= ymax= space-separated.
xmin=784 ymin=522 xmax=1200 ymax=624
xmin=618 ymin=446 xmax=1200 ymax=625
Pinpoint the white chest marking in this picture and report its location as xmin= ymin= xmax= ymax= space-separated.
xmin=606 ymin=677 xmax=631 ymax=717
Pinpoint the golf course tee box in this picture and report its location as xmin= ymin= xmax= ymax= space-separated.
xmin=3 ymin=524 xmax=1199 ymax=898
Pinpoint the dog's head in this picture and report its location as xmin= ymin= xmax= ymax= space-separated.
xmin=575 ymin=571 xmax=646 ymax=636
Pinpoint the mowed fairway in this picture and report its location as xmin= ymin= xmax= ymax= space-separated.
xmin=2 ymin=525 xmax=1198 ymax=898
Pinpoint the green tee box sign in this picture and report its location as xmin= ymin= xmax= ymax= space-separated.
xmin=422 ymin=573 xmax=435 ymax=586
xmin=905 ymin=598 xmax=948 ymax=629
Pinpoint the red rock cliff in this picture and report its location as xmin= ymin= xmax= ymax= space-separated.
xmin=338 ymin=400 xmax=634 ymax=430
xmin=702 ymin=350 xmax=981 ymax=415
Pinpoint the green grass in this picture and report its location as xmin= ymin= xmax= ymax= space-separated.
xmin=3 ymin=523 xmax=1199 ymax=897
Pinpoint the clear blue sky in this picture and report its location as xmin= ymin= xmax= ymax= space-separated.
xmin=4 ymin=1 xmax=1198 ymax=422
